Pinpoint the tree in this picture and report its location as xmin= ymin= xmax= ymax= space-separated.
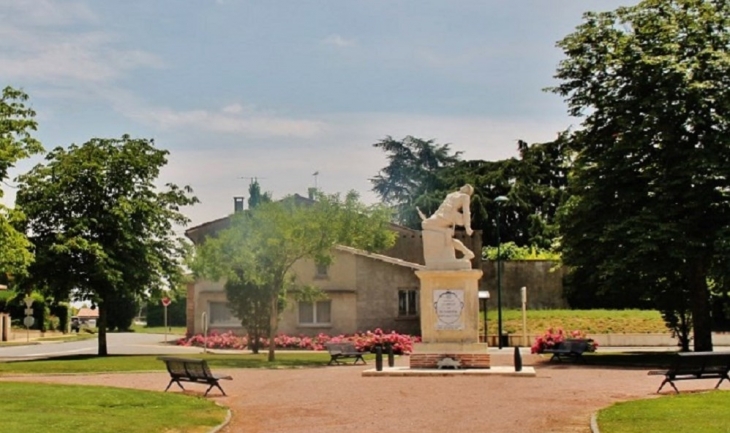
xmin=370 ymin=136 xmax=461 ymax=227
xmin=550 ymin=0 xmax=730 ymax=351
xmin=15 ymin=135 xmax=198 ymax=355
xmin=0 ymin=87 xmax=44 ymax=278
xmin=247 ymin=179 xmax=271 ymax=209
xmin=371 ymin=134 xmax=571 ymax=250
xmin=193 ymin=190 xmax=396 ymax=361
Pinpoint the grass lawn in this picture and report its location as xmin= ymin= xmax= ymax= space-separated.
xmin=0 ymin=382 xmax=227 ymax=433
xmin=128 ymin=324 xmax=187 ymax=335
xmin=38 ymin=333 xmax=97 ymax=342
xmin=485 ymin=309 xmax=668 ymax=335
xmin=597 ymin=390 xmax=730 ymax=433
xmin=0 ymin=352 xmax=341 ymax=374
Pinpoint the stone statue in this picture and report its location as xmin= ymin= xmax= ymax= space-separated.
xmin=418 ymin=184 xmax=476 ymax=270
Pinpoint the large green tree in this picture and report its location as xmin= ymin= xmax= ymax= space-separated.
xmin=15 ymin=136 xmax=198 ymax=355
xmin=551 ymin=0 xmax=730 ymax=351
xmin=193 ymin=190 xmax=396 ymax=361
xmin=370 ymin=135 xmax=462 ymax=227
xmin=0 ymin=87 xmax=44 ymax=279
xmin=371 ymin=134 xmax=571 ymax=250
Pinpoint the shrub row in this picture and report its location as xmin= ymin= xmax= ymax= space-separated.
xmin=177 ymin=328 xmax=421 ymax=354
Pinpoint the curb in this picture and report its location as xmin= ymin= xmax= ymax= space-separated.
xmin=208 ymin=405 xmax=232 ymax=433
xmin=590 ymin=412 xmax=600 ymax=433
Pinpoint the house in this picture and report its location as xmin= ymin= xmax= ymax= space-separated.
xmin=186 ymin=244 xmax=424 ymax=337
xmin=185 ymin=194 xmax=482 ymax=335
xmin=184 ymin=195 xmax=483 ymax=337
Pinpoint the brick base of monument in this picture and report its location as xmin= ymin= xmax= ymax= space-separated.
xmin=410 ymin=353 xmax=491 ymax=369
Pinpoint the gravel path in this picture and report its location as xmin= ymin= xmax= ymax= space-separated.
xmin=1 ymin=354 xmax=672 ymax=433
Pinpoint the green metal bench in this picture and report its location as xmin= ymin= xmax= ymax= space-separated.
xmin=648 ymin=352 xmax=730 ymax=393
xmin=158 ymin=356 xmax=232 ymax=396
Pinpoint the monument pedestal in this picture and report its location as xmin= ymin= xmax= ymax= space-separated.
xmin=410 ymin=269 xmax=490 ymax=369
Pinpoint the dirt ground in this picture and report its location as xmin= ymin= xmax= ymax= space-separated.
xmin=1 ymin=354 xmax=695 ymax=433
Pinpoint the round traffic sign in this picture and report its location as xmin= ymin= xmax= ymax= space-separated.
xmin=161 ymin=297 xmax=171 ymax=307
xmin=23 ymin=316 xmax=34 ymax=328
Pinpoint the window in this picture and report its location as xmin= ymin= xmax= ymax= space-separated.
xmin=299 ymin=300 xmax=332 ymax=325
xmin=315 ymin=263 xmax=329 ymax=279
xmin=398 ymin=289 xmax=419 ymax=316
xmin=208 ymin=302 xmax=237 ymax=326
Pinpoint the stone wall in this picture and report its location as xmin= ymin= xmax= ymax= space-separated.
xmin=354 ymin=255 xmax=421 ymax=335
xmin=383 ymin=230 xmax=483 ymax=270
xmin=480 ymin=260 xmax=568 ymax=309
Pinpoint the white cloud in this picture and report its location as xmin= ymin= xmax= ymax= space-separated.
xmin=0 ymin=3 xmax=163 ymax=85
xmin=0 ymin=0 xmax=97 ymax=26
xmin=153 ymin=111 xmax=571 ymax=227
xmin=322 ymin=34 xmax=355 ymax=48
xmin=133 ymin=105 xmax=326 ymax=138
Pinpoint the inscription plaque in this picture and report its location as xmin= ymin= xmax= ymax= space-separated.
xmin=433 ymin=289 xmax=465 ymax=330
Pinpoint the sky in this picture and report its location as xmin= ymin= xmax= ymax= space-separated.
xmin=0 ymin=0 xmax=634 ymax=231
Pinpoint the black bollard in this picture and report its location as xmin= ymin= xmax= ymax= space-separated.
xmin=514 ymin=346 xmax=523 ymax=372
xmin=375 ymin=345 xmax=383 ymax=371
xmin=387 ymin=344 xmax=394 ymax=367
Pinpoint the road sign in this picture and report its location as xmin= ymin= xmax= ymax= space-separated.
xmin=24 ymin=308 xmax=33 ymax=316
xmin=23 ymin=297 xmax=33 ymax=308
xmin=161 ymin=297 xmax=171 ymax=307
xmin=23 ymin=316 xmax=34 ymax=328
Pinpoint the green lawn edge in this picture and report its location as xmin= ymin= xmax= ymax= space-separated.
xmin=0 ymin=381 xmax=227 ymax=433
xmin=597 ymin=390 xmax=730 ymax=433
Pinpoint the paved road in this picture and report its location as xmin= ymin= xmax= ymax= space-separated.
xmin=0 ymin=333 xmax=205 ymax=359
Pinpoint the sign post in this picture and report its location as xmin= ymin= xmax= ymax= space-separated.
xmin=23 ymin=296 xmax=34 ymax=342
xmin=521 ymin=287 xmax=528 ymax=347
xmin=162 ymin=297 xmax=171 ymax=342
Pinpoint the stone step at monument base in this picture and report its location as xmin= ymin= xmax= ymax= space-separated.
xmin=411 ymin=342 xmax=490 ymax=369
xmin=362 ymin=366 xmax=536 ymax=377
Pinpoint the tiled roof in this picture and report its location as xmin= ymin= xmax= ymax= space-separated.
xmin=334 ymin=245 xmax=424 ymax=270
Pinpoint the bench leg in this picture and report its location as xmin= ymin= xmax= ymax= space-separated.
xmin=715 ymin=374 xmax=729 ymax=389
xmin=204 ymin=381 xmax=227 ymax=397
xmin=354 ymin=355 xmax=366 ymax=365
xmin=657 ymin=378 xmax=679 ymax=394
xmin=328 ymin=355 xmax=340 ymax=366
xmin=165 ymin=378 xmax=185 ymax=393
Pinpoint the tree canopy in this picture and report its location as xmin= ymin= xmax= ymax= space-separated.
xmin=193 ymin=190 xmax=396 ymax=361
xmin=15 ymin=135 xmax=198 ymax=355
xmin=370 ymin=134 xmax=571 ymax=250
xmin=0 ymin=87 xmax=44 ymax=278
xmin=550 ymin=0 xmax=730 ymax=351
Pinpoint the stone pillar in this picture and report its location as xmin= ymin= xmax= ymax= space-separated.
xmin=410 ymin=269 xmax=490 ymax=368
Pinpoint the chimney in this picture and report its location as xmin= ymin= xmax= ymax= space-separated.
xmin=308 ymin=187 xmax=317 ymax=200
xmin=234 ymin=196 xmax=245 ymax=213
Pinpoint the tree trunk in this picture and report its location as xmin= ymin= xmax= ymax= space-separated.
xmin=690 ymin=260 xmax=713 ymax=352
xmin=267 ymin=294 xmax=278 ymax=362
xmin=97 ymin=303 xmax=108 ymax=356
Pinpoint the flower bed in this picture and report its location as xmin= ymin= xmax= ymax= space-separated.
xmin=531 ymin=328 xmax=598 ymax=354
xmin=177 ymin=328 xmax=421 ymax=354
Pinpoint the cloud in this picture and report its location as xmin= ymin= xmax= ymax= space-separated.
xmin=0 ymin=0 xmax=97 ymax=26
xmin=322 ymin=34 xmax=355 ymax=48
xmin=0 ymin=2 xmax=163 ymax=85
xmin=152 ymin=110 xmax=571 ymax=227
xmin=132 ymin=105 xmax=326 ymax=139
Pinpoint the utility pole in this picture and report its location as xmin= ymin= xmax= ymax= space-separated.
xmin=312 ymin=171 xmax=319 ymax=189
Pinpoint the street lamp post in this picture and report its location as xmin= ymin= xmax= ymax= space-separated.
xmin=494 ymin=195 xmax=508 ymax=349
xmin=478 ymin=291 xmax=490 ymax=344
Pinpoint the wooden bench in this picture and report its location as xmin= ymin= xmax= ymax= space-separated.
xmin=648 ymin=352 xmax=730 ymax=393
xmin=543 ymin=339 xmax=592 ymax=363
xmin=158 ymin=356 xmax=232 ymax=396
xmin=325 ymin=342 xmax=366 ymax=365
